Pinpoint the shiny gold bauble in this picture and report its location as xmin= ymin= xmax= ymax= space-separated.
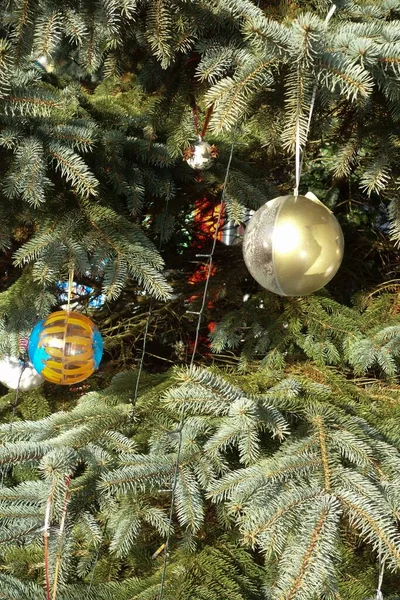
xmin=242 ymin=194 xmax=344 ymax=296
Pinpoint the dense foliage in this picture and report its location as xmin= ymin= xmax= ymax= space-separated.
xmin=0 ymin=0 xmax=399 ymax=599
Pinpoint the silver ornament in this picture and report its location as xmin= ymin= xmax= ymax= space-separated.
xmin=0 ymin=356 xmax=44 ymax=391
xmin=242 ymin=193 xmax=344 ymax=296
xmin=186 ymin=140 xmax=214 ymax=170
xmin=34 ymin=55 xmax=54 ymax=73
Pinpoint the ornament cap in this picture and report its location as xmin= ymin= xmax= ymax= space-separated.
xmin=305 ymin=191 xmax=326 ymax=208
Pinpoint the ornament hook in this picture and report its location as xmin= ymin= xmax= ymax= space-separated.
xmin=67 ymin=267 xmax=74 ymax=313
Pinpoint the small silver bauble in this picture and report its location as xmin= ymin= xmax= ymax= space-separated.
xmin=242 ymin=193 xmax=344 ymax=296
xmin=186 ymin=140 xmax=214 ymax=170
xmin=0 ymin=356 xmax=44 ymax=391
xmin=34 ymin=55 xmax=54 ymax=73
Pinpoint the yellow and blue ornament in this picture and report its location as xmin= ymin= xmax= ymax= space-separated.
xmin=28 ymin=311 xmax=103 ymax=385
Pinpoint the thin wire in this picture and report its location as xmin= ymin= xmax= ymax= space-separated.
xmin=9 ymin=364 xmax=24 ymax=431
xmin=157 ymin=123 xmax=238 ymax=600
xmin=130 ymin=303 xmax=153 ymax=415
xmin=37 ymin=282 xmax=48 ymax=319
xmin=0 ymin=363 xmax=25 ymax=486
xmin=52 ymin=475 xmax=71 ymax=600
xmin=85 ymin=192 xmax=171 ymax=598
xmin=189 ymin=131 xmax=237 ymax=369
xmin=298 ymin=84 xmax=317 ymax=185
xmin=85 ymin=542 xmax=102 ymax=600
xmin=130 ymin=194 xmax=171 ymax=420
xmin=294 ymin=3 xmax=337 ymax=196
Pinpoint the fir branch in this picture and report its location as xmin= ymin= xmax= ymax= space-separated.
xmin=272 ymin=496 xmax=340 ymax=600
xmin=146 ymin=0 xmax=173 ymax=69
xmin=206 ymin=57 xmax=275 ymax=133
xmin=3 ymin=136 xmax=52 ymax=206
xmin=338 ymin=489 xmax=400 ymax=571
xmin=318 ymin=52 xmax=374 ymax=99
xmin=0 ymin=87 xmax=61 ymax=117
xmin=314 ymin=414 xmax=331 ymax=491
xmin=48 ymin=143 xmax=99 ymax=198
xmin=0 ymin=39 xmax=12 ymax=96
xmin=33 ymin=10 xmax=63 ymax=59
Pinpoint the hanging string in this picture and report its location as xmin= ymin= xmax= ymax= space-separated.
xmin=130 ymin=301 xmax=153 ymax=417
xmin=67 ymin=267 xmax=74 ymax=313
xmin=192 ymin=101 xmax=214 ymax=141
xmin=59 ymin=266 xmax=75 ymax=390
xmin=43 ymin=478 xmax=71 ymax=600
xmin=294 ymin=60 xmax=302 ymax=197
xmin=192 ymin=103 xmax=200 ymax=137
xmin=8 ymin=365 xmax=24 ymax=433
xmin=157 ymin=122 xmax=238 ymax=600
xmin=294 ymin=3 xmax=337 ymax=196
xmin=37 ymin=282 xmax=47 ymax=320
xmin=200 ymin=105 xmax=214 ymax=140
xmin=376 ymin=542 xmax=385 ymax=600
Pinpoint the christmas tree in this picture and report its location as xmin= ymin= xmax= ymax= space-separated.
xmin=0 ymin=1 xmax=399 ymax=599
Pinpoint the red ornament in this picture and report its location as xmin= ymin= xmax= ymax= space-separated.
xmin=192 ymin=197 xmax=225 ymax=249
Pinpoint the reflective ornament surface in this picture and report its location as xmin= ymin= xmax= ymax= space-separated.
xmin=0 ymin=356 xmax=44 ymax=390
xmin=34 ymin=55 xmax=54 ymax=73
xmin=28 ymin=311 xmax=103 ymax=385
xmin=186 ymin=141 xmax=214 ymax=170
xmin=242 ymin=194 xmax=344 ymax=296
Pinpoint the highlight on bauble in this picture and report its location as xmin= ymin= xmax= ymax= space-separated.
xmin=185 ymin=140 xmax=216 ymax=170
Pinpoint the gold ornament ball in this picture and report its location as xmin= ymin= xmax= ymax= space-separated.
xmin=242 ymin=194 xmax=344 ymax=296
xmin=186 ymin=141 xmax=214 ymax=170
xmin=28 ymin=311 xmax=103 ymax=385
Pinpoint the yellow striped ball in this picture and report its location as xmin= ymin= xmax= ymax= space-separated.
xmin=28 ymin=311 xmax=103 ymax=385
